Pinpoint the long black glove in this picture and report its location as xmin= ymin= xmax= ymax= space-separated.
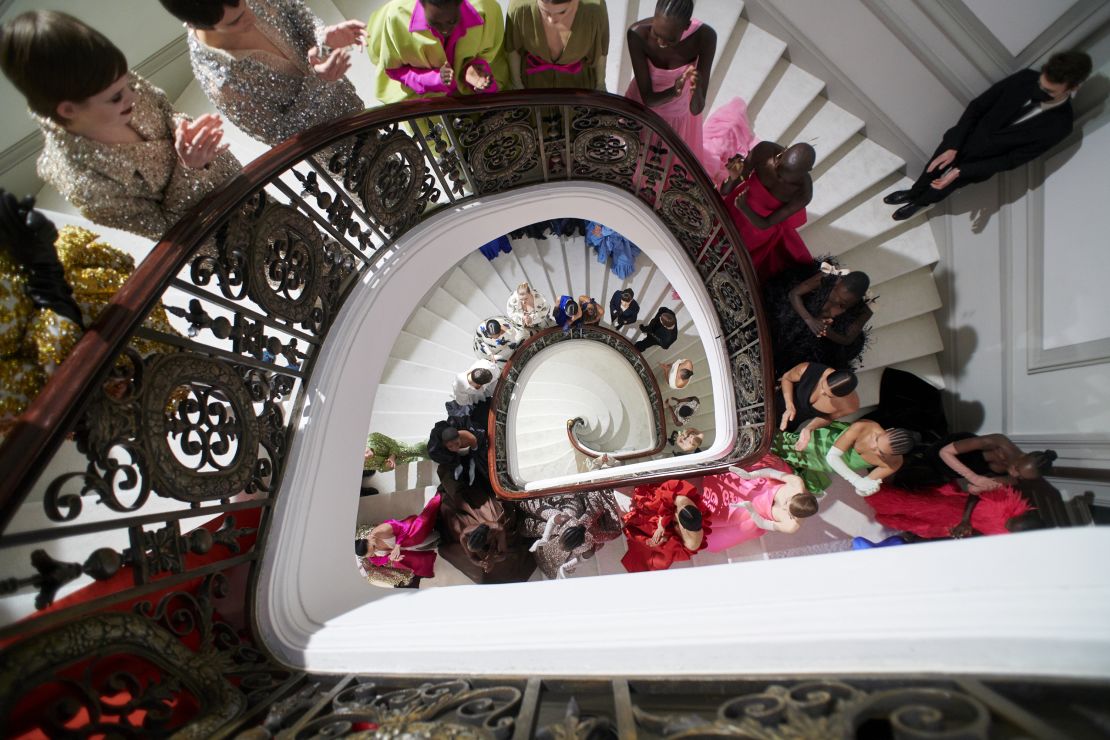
xmin=0 ymin=190 xmax=84 ymax=328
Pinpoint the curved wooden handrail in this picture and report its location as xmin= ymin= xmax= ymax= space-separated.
xmin=565 ymin=417 xmax=659 ymax=462
xmin=0 ymin=89 xmax=775 ymax=530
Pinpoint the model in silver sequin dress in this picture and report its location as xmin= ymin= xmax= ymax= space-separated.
xmin=185 ymin=0 xmax=365 ymax=160
xmin=35 ymin=75 xmax=241 ymax=242
xmin=519 ymin=490 xmax=624 ymax=578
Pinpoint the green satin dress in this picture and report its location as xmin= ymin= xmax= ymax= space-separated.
xmin=772 ymin=422 xmax=871 ymax=494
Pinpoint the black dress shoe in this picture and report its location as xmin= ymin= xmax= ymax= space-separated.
xmin=892 ymin=203 xmax=924 ymax=221
xmin=883 ymin=189 xmax=913 ymax=205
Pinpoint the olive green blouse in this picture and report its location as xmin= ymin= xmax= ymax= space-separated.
xmin=505 ymin=0 xmax=610 ymax=89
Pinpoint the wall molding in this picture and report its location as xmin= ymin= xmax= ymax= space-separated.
xmin=1015 ymin=0 xmax=1110 ymax=68
xmin=1007 ymin=434 xmax=1110 ymax=463
xmin=1025 ymin=109 xmax=1110 ymax=374
xmin=0 ymin=34 xmax=189 ymax=184
xmin=913 ymin=0 xmax=1014 ymax=81
xmin=860 ymin=0 xmax=976 ymax=105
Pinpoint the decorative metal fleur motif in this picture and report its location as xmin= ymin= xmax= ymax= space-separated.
xmin=633 ymin=681 xmax=993 ymax=740
xmin=289 ymin=680 xmax=522 ymax=739
xmin=536 ymin=698 xmax=616 ymax=740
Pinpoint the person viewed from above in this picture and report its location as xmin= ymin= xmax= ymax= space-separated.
xmin=935 ymin=434 xmax=1057 ymax=494
xmin=578 ymin=294 xmax=603 ymax=325
xmin=721 ymin=141 xmax=815 ymax=282
xmin=451 ymin=359 xmax=498 ymax=411
xmin=366 ymin=0 xmax=508 ymax=103
xmin=436 ymin=476 xmax=524 ymax=574
xmin=506 ymin=281 xmax=553 ymax=335
xmin=621 ymin=479 xmax=710 ymax=573
xmin=609 ymin=288 xmax=639 ymax=329
xmin=552 ymin=294 xmax=583 ymax=332
xmin=634 ymin=306 xmax=678 ymax=352
xmin=518 ymin=490 xmax=623 ymax=579
xmin=0 ymin=11 xmax=240 ymax=242
xmin=764 ymin=259 xmax=873 ymax=374
xmin=427 ymin=416 xmax=489 ymax=486
xmin=883 ymin=50 xmax=1093 ymax=221
xmin=586 ymin=221 xmax=641 ymax=279
xmin=473 ymin=316 xmax=523 ymax=364
xmin=505 ymin=0 xmax=609 ymax=91
xmin=661 ymin=357 xmax=693 ymax=389
xmin=701 ymin=461 xmax=818 ymax=552
xmin=355 ymin=492 xmax=442 ymax=584
xmin=772 ymin=421 xmax=915 ymax=496
xmin=865 ymin=482 xmax=1041 ymax=541
xmin=624 ymin=1 xmax=756 ymax=183
xmin=161 ymin=0 xmax=366 ymax=158
xmin=776 ymin=361 xmax=860 ymax=451
xmin=670 ymin=427 xmax=703 ymax=456
xmin=364 ymin=431 xmax=429 ymax=473
xmin=666 ymin=395 xmax=699 ymax=427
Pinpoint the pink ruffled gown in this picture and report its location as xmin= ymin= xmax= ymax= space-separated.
xmin=625 ymin=20 xmax=757 ymax=185
xmin=700 ymin=454 xmax=794 ymax=552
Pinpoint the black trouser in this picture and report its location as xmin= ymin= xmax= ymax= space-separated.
xmin=905 ymin=143 xmax=988 ymax=206
xmin=634 ymin=336 xmax=660 ymax=352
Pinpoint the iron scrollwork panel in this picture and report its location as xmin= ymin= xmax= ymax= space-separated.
xmin=454 ymin=108 xmax=542 ymax=194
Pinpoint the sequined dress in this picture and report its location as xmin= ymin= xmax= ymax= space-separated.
xmin=186 ymin=0 xmax=364 ymax=156
xmin=35 ymin=75 xmax=240 ymax=242
xmin=1 ymin=227 xmax=178 ymax=426
xmin=518 ymin=490 xmax=623 ymax=578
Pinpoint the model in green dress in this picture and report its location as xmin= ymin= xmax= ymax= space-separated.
xmin=364 ymin=432 xmax=429 ymax=473
xmin=772 ymin=422 xmax=869 ymax=494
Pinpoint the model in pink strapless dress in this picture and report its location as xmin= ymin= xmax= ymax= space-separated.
xmin=724 ymin=170 xmax=812 ymax=282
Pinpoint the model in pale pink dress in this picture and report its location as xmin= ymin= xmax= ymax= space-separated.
xmin=625 ymin=15 xmax=757 ymax=185
xmin=700 ymin=455 xmax=818 ymax=552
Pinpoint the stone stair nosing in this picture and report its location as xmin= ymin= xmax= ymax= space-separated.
xmin=390 ymin=329 xmax=475 ymax=367
xmin=867 ymin=268 xmax=943 ymax=330
xmin=751 ymin=61 xmax=826 ymax=145
xmin=706 ymin=18 xmax=786 ymax=113
xmin=801 ymin=174 xmax=929 ymax=250
xmin=785 ymin=97 xmax=865 ymax=167
xmin=835 ymin=224 xmax=941 ymax=285
xmin=858 ymin=313 xmax=943 ymax=370
xmin=807 ymin=137 xmax=905 ymax=221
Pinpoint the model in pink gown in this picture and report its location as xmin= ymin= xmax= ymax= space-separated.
xmin=701 ymin=454 xmax=794 ymax=552
xmin=724 ymin=171 xmax=812 ymax=282
xmin=625 ymin=20 xmax=757 ymax=185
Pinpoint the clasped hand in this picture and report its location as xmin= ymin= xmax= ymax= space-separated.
xmin=926 ymin=148 xmax=959 ymax=190
xmin=174 ymin=114 xmax=228 ymax=169
xmin=308 ymin=20 xmax=366 ymax=81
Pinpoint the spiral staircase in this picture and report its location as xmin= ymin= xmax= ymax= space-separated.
xmin=15 ymin=0 xmax=948 ymax=584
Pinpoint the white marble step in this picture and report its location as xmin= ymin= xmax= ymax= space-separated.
xmin=707 ymin=19 xmax=786 ymax=112
xmin=802 ymin=175 xmax=927 ymax=251
xmin=807 ymin=137 xmax=905 ymax=222
xmin=390 ymin=329 xmax=474 ymax=367
xmin=868 ymin=268 xmax=942 ymax=330
xmin=836 ymin=224 xmax=941 ymax=285
xmin=440 ymin=267 xmax=503 ymax=319
xmin=752 ymin=62 xmax=826 ymax=144
xmin=859 ymin=313 xmax=943 ymax=370
xmin=792 ymin=98 xmax=865 ymax=167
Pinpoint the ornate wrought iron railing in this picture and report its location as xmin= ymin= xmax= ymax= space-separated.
xmin=488 ymin=324 xmax=669 ymax=495
xmin=0 ymin=90 xmax=775 ymax=732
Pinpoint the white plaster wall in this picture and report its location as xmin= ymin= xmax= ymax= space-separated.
xmin=936 ymin=45 xmax=1110 ymax=471
xmin=962 ymin=0 xmax=1075 ymax=56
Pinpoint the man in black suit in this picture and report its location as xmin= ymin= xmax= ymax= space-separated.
xmin=884 ymin=51 xmax=1092 ymax=221
xmin=634 ymin=306 xmax=679 ymax=352
xmin=609 ymin=288 xmax=640 ymax=329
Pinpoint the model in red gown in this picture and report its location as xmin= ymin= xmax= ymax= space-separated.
xmin=621 ymin=479 xmax=711 ymax=573
xmin=865 ymin=482 xmax=1033 ymax=539
xmin=724 ymin=170 xmax=812 ymax=282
